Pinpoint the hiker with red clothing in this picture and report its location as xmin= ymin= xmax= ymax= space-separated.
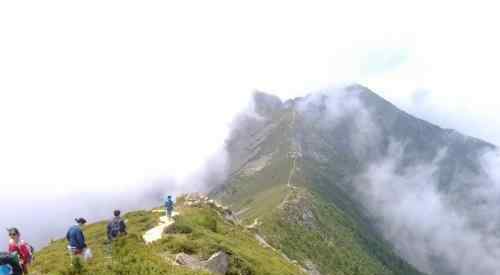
xmin=7 ymin=228 xmax=33 ymax=274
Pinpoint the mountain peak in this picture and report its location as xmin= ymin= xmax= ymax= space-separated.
xmin=252 ymin=90 xmax=283 ymax=117
xmin=217 ymin=86 xmax=499 ymax=275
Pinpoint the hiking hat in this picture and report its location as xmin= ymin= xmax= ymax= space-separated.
xmin=7 ymin=228 xmax=19 ymax=236
xmin=75 ymin=218 xmax=87 ymax=225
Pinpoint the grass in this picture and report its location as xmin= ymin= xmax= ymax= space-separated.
xmin=154 ymin=206 xmax=303 ymax=275
xmin=31 ymin=203 xmax=303 ymax=275
xmin=215 ymin=105 xmax=427 ymax=275
xmin=261 ymin=190 xmax=394 ymax=275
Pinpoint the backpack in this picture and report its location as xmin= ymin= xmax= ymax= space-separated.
xmin=18 ymin=241 xmax=33 ymax=264
xmin=0 ymin=253 xmax=22 ymax=275
xmin=27 ymin=245 xmax=34 ymax=263
xmin=165 ymin=199 xmax=173 ymax=210
xmin=0 ymin=265 xmax=12 ymax=275
xmin=109 ymin=219 xmax=122 ymax=239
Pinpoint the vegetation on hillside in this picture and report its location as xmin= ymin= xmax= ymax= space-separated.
xmin=214 ymin=92 xmax=428 ymax=275
xmin=31 ymin=202 xmax=303 ymax=275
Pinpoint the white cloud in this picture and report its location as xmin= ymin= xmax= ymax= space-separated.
xmin=1 ymin=0 xmax=500 ymax=247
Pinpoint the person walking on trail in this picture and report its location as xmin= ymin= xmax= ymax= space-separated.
xmin=7 ymin=228 xmax=33 ymax=274
xmin=0 ymin=251 xmax=23 ymax=275
xmin=164 ymin=195 xmax=174 ymax=220
xmin=107 ymin=210 xmax=127 ymax=241
xmin=66 ymin=218 xmax=92 ymax=262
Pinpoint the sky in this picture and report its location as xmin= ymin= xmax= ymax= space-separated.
xmin=1 ymin=0 xmax=500 ymax=247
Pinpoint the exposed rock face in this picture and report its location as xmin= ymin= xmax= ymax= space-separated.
xmin=184 ymin=193 xmax=208 ymax=207
xmin=245 ymin=218 xmax=261 ymax=232
xmin=253 ymin=91 xmax=283 ymax=117
xmin=204 ymin=251 xmax=229 ymax=275
xmin=175 ymin=253 xmax=202 ymax=268
xmin=281 ymin=192 xmax=318 ymax=230
xmin=175 ymin=251 xmax=229 ymax=275
xmin=254 ymin=233 xmax=272 ymax=249
xmin=182 ymin=193 xmax=238 ymax=224
xmin=304 ymin=260 xmax=321 ymax=275
xmin=185 ymin=192 xmax=209 ymax=202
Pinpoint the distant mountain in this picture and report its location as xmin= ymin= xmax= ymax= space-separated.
xmin=213 ymin=85 xmax=496 ymax=275
xmin=30 ymin=85 xmax=499 ymax=275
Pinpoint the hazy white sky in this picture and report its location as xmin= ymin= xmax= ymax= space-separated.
xmin=0 ymin=0 xmax=499 ymax=225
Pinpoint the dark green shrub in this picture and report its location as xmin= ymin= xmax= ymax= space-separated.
xmin=174 ymin=222 xmax=193 ymax=234
xmin=227 ymin=255 xmax=255 ymax=275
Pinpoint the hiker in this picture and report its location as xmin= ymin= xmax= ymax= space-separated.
xmin=0 ymin=252 xmax=23 ymax=275
xmin=7 ymin=228 xmax=33 ymax=274
xmin=107 ymin=210 xmax=127 ymax=241
xmin=66 ymin=218 xmax=92 ymax=262
xmin=164 ymin=195 xmax=174 ymax=219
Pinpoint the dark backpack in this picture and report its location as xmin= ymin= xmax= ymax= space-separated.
xmin=165 ymin=199 xmax=174 ymax=210
xmin=0 ymin=253 xmax=22 ymax=275
xmin=109 ymin=219 xmax=122 ymax=239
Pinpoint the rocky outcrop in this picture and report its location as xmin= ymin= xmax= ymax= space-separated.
xmin=303 ymin=260 xmax=321 ymax=275
xmin=281 ymin=192 xmax=318 ymax=230
xmin=182 ymin=193 xmax=238 ymax=224
xmin=175 ymin=253 xmax=201 ymax=268
xmin=245 ymin=218 xmax=261 ymax=232
xmin=204 ymin=251 xmax=230 ymax=275
xmin=184 ymin=193 xmax=209 ymax=207
xmin=175 ymin=251 xmax=229 ymax=275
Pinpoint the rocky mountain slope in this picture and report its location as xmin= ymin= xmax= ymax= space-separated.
xmin=31 ymin=85 xmax=498 ymax=275
xmin=212 ymin=86 xmax=496 ymax=275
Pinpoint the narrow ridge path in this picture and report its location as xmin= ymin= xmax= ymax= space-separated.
xmin=143 ymin=211 xmax=178 ymax=244
xmin=287 ymin=110 xmax=299 ymax=189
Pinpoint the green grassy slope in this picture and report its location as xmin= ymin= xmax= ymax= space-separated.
xmin=31 ymin=202 xmax=304 ymax=275
xmin=213 ymin=92 xmax=427 ymax=275
xmin=259 ymin=188 xmax=424 ymax=275
xmin=220 ymin=173 xmax=426 ymax=275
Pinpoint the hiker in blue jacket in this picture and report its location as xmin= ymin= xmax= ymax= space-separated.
xmin=164 ymin=195 xmax=174 ymax=220
xmin=66 ymin=218 xmax=91 ymax=261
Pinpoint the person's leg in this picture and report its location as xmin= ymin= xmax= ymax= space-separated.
xmin=21 ymin=263 xmax=28 ymax=274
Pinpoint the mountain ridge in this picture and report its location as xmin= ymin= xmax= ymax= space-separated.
xmin=215 ymin=85 xmax=497 ymax=275
xmin=30 ymin=85 xmax=499 ymax=275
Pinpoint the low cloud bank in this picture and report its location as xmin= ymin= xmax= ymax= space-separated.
xmin=0 ymin=91 xmax=258 ymax=250
xmin=301 ymin=87 xmax=500 ymax=275
xmin=356 ymin=144 xmax=500 ymax=275
xmin=0 ymin=180 xmax=173 ymax=248
xmin=0 ymin=90 xmax=250 ymax=250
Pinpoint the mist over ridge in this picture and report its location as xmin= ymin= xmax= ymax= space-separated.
xmin=2 ymin=85 xmax=500 ymax=275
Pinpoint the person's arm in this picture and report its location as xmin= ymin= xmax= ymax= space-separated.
xmin=8 ymin=243 xmax=17 ymax=254
xmin=18 ymin=244 xmax=31 ymax=264
xmin=76 ymin=228 xmax=87 ymax=249
xmin=107 ymin=222 xmax=112 ymax=240
xmin=120 ymin=219 xmax=127 ymax=234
